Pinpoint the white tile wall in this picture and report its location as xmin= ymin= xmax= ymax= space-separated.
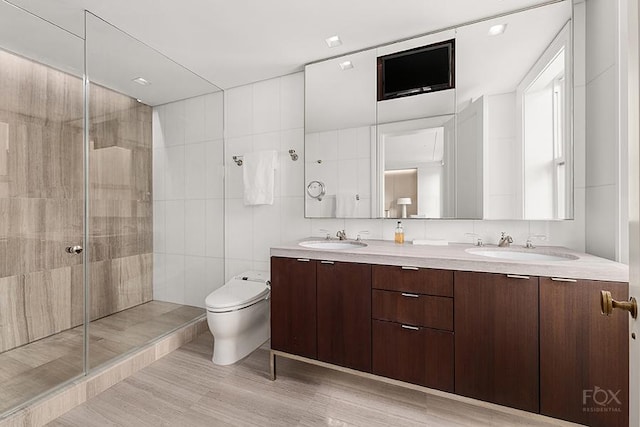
xmin=586 ymin=67 xmax=618 ymax=188
xmin=224 ymin=73 xmax=309 ymax=280
xmin=584 ymin=0 xmax=623 ymax=261
xmin=153 ymin=91 xmax=225 ymax=307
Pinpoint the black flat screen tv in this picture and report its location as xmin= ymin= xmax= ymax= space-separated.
xmin=377 ymin=39 xmax=455 ymax=101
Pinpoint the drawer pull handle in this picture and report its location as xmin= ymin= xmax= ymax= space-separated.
xmin=401 ymin=325 xmax=420 ymax=331
xmin=507 ymin=274 xmax=530 ymax=280
xmin=401 ymin=293 xmax=420 ymax=298
xmin=401 ymin=266 xmax=419 ymax=271
xmin=320 ymin=260 xmax=334 ymax=264
xmin=551 ymin=277 xmax=577 ymax=283
xmin=296 ymin=258 xmax=310 ymax=262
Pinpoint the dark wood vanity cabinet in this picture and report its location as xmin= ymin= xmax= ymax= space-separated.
xmin=270 ymin=257 xmax=317 ymax=359
xmin=317 ymin=261 xmax=372 ymax=372
xmin=272 ymin=256 xmax=630 ymax=426
xmin=454 ymin=271 xmax=540 ymax=413
xmin=540 ymin=278 xmax=629 ymax=427
xmin=371 ymin=265 xmax=454 ymax=392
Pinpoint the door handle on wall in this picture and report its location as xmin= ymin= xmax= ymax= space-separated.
xmin=65 ymin=245 xmax=83 ymax=255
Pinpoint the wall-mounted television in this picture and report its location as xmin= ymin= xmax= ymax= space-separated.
xmin=377 ymin=39 xmax=455 ymax=101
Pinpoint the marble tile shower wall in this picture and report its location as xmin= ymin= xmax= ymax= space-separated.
xmin=0 ymin=50 xmax=153 ymax=354
xmin=222 ymin=72 xmax=586 ymax=281
xmin=152 ymin=92 xmax=225 ymax=308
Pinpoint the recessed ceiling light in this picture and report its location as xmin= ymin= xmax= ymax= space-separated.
xmin=339 ymin=60 xmax=354 ymax=70
xmin=132 ymin=77 xmax=151 ymax=86
xmin=488 ymin=24 xmax=507 ymax=36
xmin=136 ymin=99 xmax=142 ymax=103
xmin=325 ymin=35 xmax=342 ymax=48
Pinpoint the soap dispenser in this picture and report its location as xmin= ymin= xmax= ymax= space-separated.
xmin=395 ymin=221 xmax=404 ymax=244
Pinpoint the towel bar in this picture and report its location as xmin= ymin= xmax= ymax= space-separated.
xmin=232 ymin=149 xmax=298 ymax=166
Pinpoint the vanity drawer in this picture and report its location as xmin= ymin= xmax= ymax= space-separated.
xmin=372 ymin=290 xmax=453 ymax=331
xmin=372 ymin=265 xmax=453 ymax=297
xmin=372 ymin=319 xmax=454 ymax=392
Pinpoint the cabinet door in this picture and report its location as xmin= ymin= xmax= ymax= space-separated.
xmin=454 ymin=271 xmax=539 ymax=412
xmin=317 ymin=261 xmax=371 ymax=372
xmin=372 ymin=320 xmax=454 ymax=391
xmin=270 ymin=257 xmax=317 ymax=359
xmin=540 ymin=278 xmax=628 ymax=427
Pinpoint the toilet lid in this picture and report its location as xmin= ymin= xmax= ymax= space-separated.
xmin=205 ymin=278 xmax=269 ymax=311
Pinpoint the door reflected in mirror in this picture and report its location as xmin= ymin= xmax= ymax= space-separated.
xmin=377 ymin=115 xmax=461 ymax=219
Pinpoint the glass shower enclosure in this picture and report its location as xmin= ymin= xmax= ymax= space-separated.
xmin=0 ymin=3 xmax=221 ymax=418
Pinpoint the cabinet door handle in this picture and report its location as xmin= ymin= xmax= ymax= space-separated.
xmin=551 ymin=277 xmax=577 ymax=283
xmin=401 ymin=293 xmax=420 ymax=298
xmin=507 ymin=274 xmax=530 ymax=280
xmin=401 ymin=325 xmax=420 ymax=331
xmin=401 ymin=266 xmax=419 ymax=271
xmin=320 ymin=260 xmax=334 ymax=264
xmin=296 ymin=258 xmax=310 ymax=262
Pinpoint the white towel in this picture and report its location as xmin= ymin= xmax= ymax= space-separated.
xmin=335 ymin=193 xmax=359 ymax=217
xmin=243 ymin=150 xmax=278 ymax=205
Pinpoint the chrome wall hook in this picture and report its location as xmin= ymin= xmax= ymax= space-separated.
xmin=289 ymin=149 xmax=299 ymax=161
xmin=232 ymin=155 xmax=243 ymax=166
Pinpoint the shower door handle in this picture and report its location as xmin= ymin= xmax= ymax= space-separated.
xmin=65 ymin=245 xmax=83 ymax=255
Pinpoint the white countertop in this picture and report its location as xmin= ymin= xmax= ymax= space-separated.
xmin=270 ymin=238 xmax=629 ymax=283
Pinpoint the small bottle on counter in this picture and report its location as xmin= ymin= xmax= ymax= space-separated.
xmin=394 ymin=221 xmax=404 ymax=244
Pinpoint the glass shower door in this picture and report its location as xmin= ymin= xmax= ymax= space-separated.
xmin=0 ymin=2 xmax=86 ymax=416
xmin=84 ymin=12 xmax=219 ymax=371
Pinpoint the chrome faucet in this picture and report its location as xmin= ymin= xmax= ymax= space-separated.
xmin=498 ymin=232 xmax=513 ymax=247
xmin=336 ymin=230 xmax=347 ymax=240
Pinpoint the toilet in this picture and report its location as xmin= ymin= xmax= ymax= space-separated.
xmin=205 ymin=271 xmax=271 ymax=365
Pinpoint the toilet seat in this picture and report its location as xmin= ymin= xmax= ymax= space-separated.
xmin=205 ymin=276 xmax=270 ymax=313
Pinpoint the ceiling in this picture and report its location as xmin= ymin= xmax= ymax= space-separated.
xmin=8 ymin=0 xmax=559 ymax=90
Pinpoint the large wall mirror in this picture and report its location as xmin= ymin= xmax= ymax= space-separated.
xmin=305 ymin=0 xmax=578 ymax=220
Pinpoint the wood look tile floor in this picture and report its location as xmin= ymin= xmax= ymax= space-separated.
xmin=48 ymin=333 xmax=567 ymax=427
xmin=0 ymin=301 xmax=204 ymax=415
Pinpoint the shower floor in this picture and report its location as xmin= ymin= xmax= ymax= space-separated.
xmin=0 ymin=301 xmax=204 ymax=416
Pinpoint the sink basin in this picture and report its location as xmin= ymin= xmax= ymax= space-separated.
xmin=299 ymin=240 xmax=368 ymax=250
xmin=466 ymin=248 xmax=578 ymax=262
